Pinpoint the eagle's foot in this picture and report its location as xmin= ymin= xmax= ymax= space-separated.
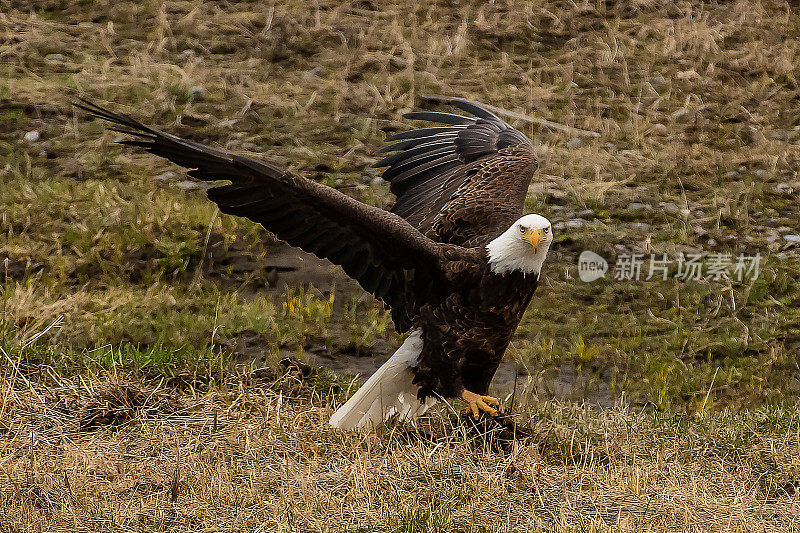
xmin=460 ymin=389 xmax=499 ymax=419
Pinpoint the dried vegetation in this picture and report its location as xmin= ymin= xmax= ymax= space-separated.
xmin=2 ymin=0 xmax=800 ymax=530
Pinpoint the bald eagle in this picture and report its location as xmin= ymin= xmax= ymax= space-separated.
xmin=75 ymin=98 xmax=553 ymax=430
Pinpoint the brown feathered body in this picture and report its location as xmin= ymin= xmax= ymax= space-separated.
xmin=76 ymin=98 xmax=545 ymax=426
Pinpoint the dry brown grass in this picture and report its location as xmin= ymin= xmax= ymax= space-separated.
xmin=3 ymin=0 xmax=800 ymax=529
xmin=1 ymin=369 xmax=799 ymax=532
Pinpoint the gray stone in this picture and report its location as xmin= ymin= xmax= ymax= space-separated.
xmin=628 ymin=202 xmax=652 ymax=211
xmin=784 ymin=235 xmax=800 ymax=244
xmin=648 ymin=75 xmax=667 ymax=87
xmin=565 ymin=218 xmax=587 ymax=229
xmin=155 ymin=171 xmax=178 ymax=181
xmin=671 ymin=108 xmax=693 ymax=122
xmin=24 ymin=130 xmax=40 ymax=142
xmin=567 ymin=137 xmax=583 ymax=148
xmin=658 ymin=202 xmax=680 ymax=214
xmin=44 ymin=53 xmax=65 ymax=62
xmin=628 ymin=222 xmax=651 ymax=231
xmin=176 ymin=180 xmax=201 ymax=191
xmin=189 ymin=85 xmax=206 ymax=100
xmin=651 ymin=123 xmax=668 ymax=134
xmin=575 ymin=209 xmax=595 ymax=218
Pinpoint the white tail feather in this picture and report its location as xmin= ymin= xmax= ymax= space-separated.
xmin=329 ymin=329 xmax=435 ymax=430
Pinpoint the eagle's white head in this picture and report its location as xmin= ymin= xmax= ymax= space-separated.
xmin=486 ymin=214 xmax=553 ymax=276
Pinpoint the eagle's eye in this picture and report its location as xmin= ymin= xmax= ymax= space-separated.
xmin=543 ymin=226 xmax=550 ymax=234
xmin=519 ymin=226 xmax=526 ymax=234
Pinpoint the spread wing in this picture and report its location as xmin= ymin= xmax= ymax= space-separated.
xmin=375 ymin=98 xmax=538 ymax=247
xmin=75 ymin=100 xmax=463 ymax=332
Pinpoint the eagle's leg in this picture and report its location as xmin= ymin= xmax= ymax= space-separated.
xmin=460 ymin=389 xmax=500 ymax=419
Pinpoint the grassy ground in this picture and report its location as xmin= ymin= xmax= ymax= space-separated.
xmin=2 ymin=0 xmax=800 ymax=530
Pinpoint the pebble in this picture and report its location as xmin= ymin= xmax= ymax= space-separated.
xmin=155 ymin=171 xmax=178 ymax=181
xmin=188 ymin=85 xmax=206 ymax=100
xmin=658 ymin=201 xmax=680 ymax=214
xmin=628 ymin=223 xmax=651 ymax=231
xmin=648 ymin=75 xmax=667 ymax=87
xmin=24 ymin=130 xmax=40 ymax=142
xmin=651 ymin=123 xmax=668 ymax=134
xmin=78 ymin=22 xmax=94 ymax=29
xmin=707 ymin=238 xmax=717 ymax=246
xmin=176 ymin=180 xmax=201 ymax=191
xmin=784 ymin=235 xmax=800 ymax=244
xmin=371 ymin=176 xmax=384 ymax=186
xmin=44 ymin=53 xmax=65 ymax=62
xmin=565 ymin=218 xmax=587 ymax=229
xmin=628 ymin=202 xmax=652 ymax=211
xmin=754 ymin=169 xmax=768 ymax=178
xmin=575 ymin=209 xmax=595 ymax=218
xmin=567 ymin=137 xmax=583 ymax=148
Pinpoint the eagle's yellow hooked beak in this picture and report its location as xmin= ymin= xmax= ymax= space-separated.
xmin=522 ymin=227 xmax=541 ymax=252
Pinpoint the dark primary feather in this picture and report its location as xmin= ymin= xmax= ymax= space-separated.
xmin=375 ymin=98 xmax=539 ymax=247
xmin=74 ymin=99 xmax=457 ymax=332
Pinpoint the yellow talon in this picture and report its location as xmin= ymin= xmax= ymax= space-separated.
xmin=460 ymin=389 xmax=500 ymax=419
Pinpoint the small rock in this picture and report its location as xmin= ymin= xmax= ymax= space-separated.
xmin=176 ymin=180 xmax=201 ymax=191
xmin=651 ymin=123 xmax=667 ymax=134
xmin=371 ymin=176 xmax=384 ymax=186
xmin=78 ymin=22 xmax=94 ymax=29
xmin=565 ymin=218 xmax=587 ymax=229
xmin=671 ymin=108 xmax=693 ymax=122
xmin=567 ymin=137 xmax=583 ymax=148
xmin=628 ymin=203 xmax=652 ymax=211
xmin=648 ymin=75 xmax=667 ymax=87
xmin=628 ymin=223 xmax=651 ymax=231
xmin=155 ymin=171 xmax=178 ymax=181
xmin=777 ymin=226 xmax=793 ymax=233
xmin=723 ymin=171 xmax=738 ymax=179
xmin=754 ymin=169 xmax=767 ymax=178
xmin=44 ymin=53 xmax=65 ymax=62
xmin=188 ymin=85 xmax=206 ymax=100
xmin=707 ymin=238 xmax=717 ymax=247
xmin=784 ymin=235 xmax=800 ymax=244
xmin=302 ymin=67 xmax=322 ymax=82
xmin=658 ymin=202 xmax=680 ymax=214
xmin=575 ymin=209 xmax=595 ymax=218
xmin=390 ymin=56 xmax=409 ymax=69
xmin=24 ymin=131 xmax=40 ymax=142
